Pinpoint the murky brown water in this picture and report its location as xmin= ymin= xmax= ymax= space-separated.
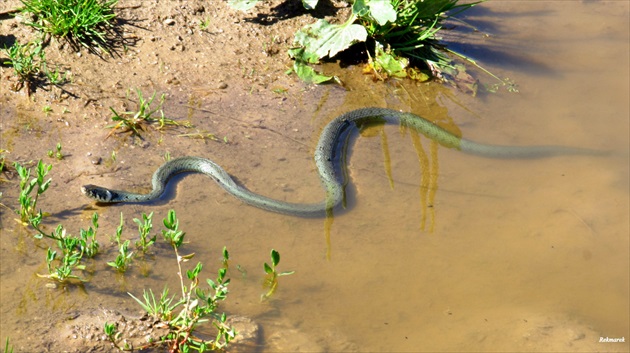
xmin=1 ymin=1 xmax=628 ymax=352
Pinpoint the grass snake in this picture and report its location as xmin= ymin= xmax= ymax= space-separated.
xmin=82 ymin=107 xmax=602 ymax=217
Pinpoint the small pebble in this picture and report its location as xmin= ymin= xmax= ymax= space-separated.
xmin=163 ymin=18 xmax=176 ymax=26
xmin=218 ymin=82 xmax=228 ymax=89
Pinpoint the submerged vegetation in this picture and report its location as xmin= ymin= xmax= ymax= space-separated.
xmin=261 ymin=249 xmax=295 ymax=301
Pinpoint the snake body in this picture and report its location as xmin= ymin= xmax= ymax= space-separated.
xmin=82 ymin=107 xmax=602 ymax=217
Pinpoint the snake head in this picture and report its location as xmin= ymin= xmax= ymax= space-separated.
xmin=81 ymin=184 xmax=116 ymax=203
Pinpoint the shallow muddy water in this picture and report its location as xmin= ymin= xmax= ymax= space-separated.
xmin=1 ymin=1 xmax=628 ymax=352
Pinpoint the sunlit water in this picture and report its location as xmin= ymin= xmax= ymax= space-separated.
xmin=1 ymin=1 xmax=628 ymax=352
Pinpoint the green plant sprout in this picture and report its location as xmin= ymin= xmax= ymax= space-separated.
xmin=221 ymin=246 xmax=230 ymax=270
xmin=47 ymin=142 xmax=63 ymax=160
xmin=199 ymin=18 xmax=211 ymax=30
xmin=103 ymin=322 xmax=123 ymax=350
xmin=14 ymin=160 xmax=52 ymax=224
xmin=42 ymin=62 xmax=69 ymax=85
xmin=42 ymin=105 xmax=52 ymax=115
xmin=134 ymin=212 xmax=156 ymax=254
xmin=3 ymin=38 xmax=69 ymax=93
xmin=4 ymin=337 xmax=14 ymax=353
xmin=0 ymin=149 xmax=8 ymax=174
xmin=106 ymin=89 xmax=191 ymax=139
xmin=104 ymin=211 xmax=156 ymax=272
xmin=261 ymin=249 xmax=294 ymax=301
xmin=107 ymin=240 xmax=133 ymax=273
xmin=103 ymin=321 xmax=134 ymax=351
xmin=29 ymin=211 xmax=100 ymax=282
xmin=20 ymin=0 xmax=118 ymax=51
xmin=128 ymin=287 xmax=180 ymax=321
xmin=110 ymin=212 xmax=124 ymax=245
xmin=79 ymin=212 xmax=100 ymax=258
xmin=2 ymin=40 xmax=45 ymax=93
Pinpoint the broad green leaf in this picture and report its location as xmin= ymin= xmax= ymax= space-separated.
xmin=351 ymin=0 xmax=369 ymax=16
xmin=288 ymin=47 xmax=320 ymax=64
xmin=373 ymin=42 xmax=408 ymax=78
xmin=367 ymin=0 xmax=396 ymax=25
xmin=227 ymin=0 xmax=260 ymax=11
xmin=292 ymin=61 xmax=333 ymax=84
xmin=302 ymin=0 xmax=318 ymax=10
xmin=264 ymin=262 xmax=273 ymax=274
xmin=271 ymin=249 xmax=280 ymax=267
xmin=294 ymin=18 xmax=367 ymax=59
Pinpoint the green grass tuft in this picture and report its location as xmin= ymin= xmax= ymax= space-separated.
xmin=20 ymin=0 xmax=118 ymax=50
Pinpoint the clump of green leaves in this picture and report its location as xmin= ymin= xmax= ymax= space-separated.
xmin=288 ymin=0 xmax=482 ymax=83
xmin=107 ymin=89 xmax=191 ymax=139
xmin=363 ymin=0 xmax=473 ymax=61
xmin=2 ymin=40 xmax=45 ymax=92
xmin=116 ymin=210 xmax=235 ymax=352
xmin=30 ymin=212 xmax=100 ymax=282
xmin=106 ymin=211 xmax=156 ymax=272
xmin=261 ymin=249 xmax=294 ymax=301
xmin=231 ymin=0 xmax=507 ymax=88
xmin=134 ymin=211 xmax=156 ymax=254
xmin=14 ymin=160 xmax=100 ymax=282
xmin=2 ymin=40 xmax=69 ymax=93
xmin=107 ymin=239 xmax=133 ymax=272
xmin=20 ymin=0 xmax=118 ymax=50
xmin=14 ymin=160 xmax=52 ymax=225
xmin=47 ymin=142 xmax=64 ymax=160
xmin=128 ymin=287 xmax=179 ymax=321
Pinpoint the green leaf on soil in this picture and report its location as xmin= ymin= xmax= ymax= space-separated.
xmin=291 ymin=61 xmax=333 ymax=84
